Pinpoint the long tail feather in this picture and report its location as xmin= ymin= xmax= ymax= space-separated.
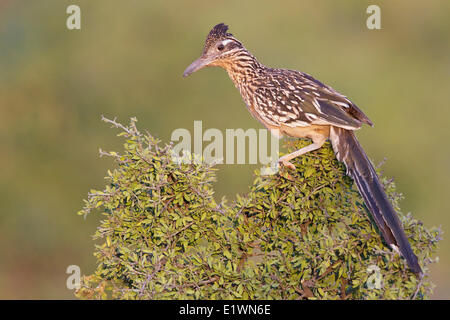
xmin=329 ymin=127 xmax=422 ymax=275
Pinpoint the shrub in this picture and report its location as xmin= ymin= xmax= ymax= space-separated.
xmin=75 ymin=117 xmax=441 ymax=299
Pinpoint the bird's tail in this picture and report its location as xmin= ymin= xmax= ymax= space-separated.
xmin=329 ymin=126 xmax=422 ymax=275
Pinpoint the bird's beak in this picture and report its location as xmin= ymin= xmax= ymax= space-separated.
xmin=183 ymin=56 xmax=211 ymax=77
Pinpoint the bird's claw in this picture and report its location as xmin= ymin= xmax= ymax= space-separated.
xmin=278 ymin=159 xmax=296 ymax=170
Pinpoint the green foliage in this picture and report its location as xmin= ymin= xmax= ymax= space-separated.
xmin=76 ymin=117 xmax=441 ymax=300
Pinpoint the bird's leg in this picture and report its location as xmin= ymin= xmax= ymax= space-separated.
xmin=278 ymin=141 xmax=324 ymax=170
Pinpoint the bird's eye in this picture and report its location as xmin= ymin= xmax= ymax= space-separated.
xmin=217 ymin=44 xmax=225 ymax=51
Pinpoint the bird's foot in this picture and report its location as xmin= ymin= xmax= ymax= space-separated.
xmin=278 ymin=158 xmax=296 ymax=170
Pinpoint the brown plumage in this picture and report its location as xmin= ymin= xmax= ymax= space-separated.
xmin=183 ymin=23 xmax=421 ymax=275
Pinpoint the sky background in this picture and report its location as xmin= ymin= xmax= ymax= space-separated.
xmin=0 ymin=0 xmax=449 ymax=299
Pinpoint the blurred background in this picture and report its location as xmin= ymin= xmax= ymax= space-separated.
xmin=0 ymin=0 xmax=448 ymax=299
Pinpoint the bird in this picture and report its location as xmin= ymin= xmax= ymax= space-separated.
xmin=183 ymin=23 xmax=422 ymax=275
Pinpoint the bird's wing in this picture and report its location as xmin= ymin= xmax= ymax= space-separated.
xmin=253 ymin=69 xmax=373 ymax=130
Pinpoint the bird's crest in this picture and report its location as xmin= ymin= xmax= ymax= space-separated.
xmin=204 ymin=23 xmax=233 ymax=51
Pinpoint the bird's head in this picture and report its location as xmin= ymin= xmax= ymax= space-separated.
xmin=183 ymin=23 xmax=245 ymax=77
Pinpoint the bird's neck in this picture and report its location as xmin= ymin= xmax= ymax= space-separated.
xmin=222 ymin=50 xmax=266 ymax=88
xmin=216 ymin=51 xmax=265 ymax=110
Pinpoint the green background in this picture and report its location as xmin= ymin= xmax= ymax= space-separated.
xmin=0 ymin=0 xmax=448 ymax=299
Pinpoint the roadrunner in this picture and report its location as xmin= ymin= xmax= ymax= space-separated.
xmin=183 ymin=23 xmax=421 ymax=274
